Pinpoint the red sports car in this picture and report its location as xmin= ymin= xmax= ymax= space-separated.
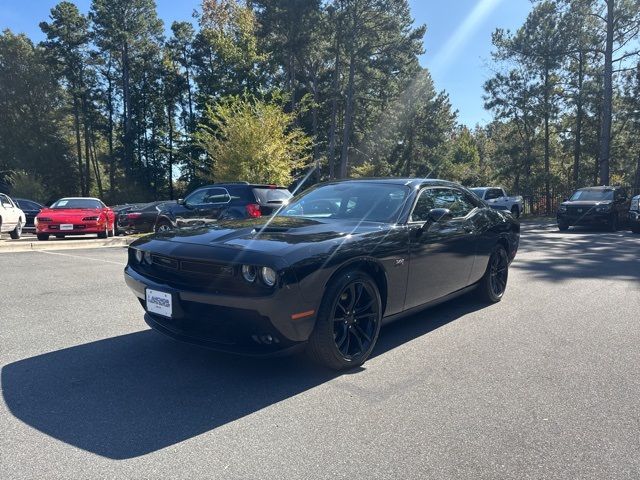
xmin=35 ymin=197 xmax=116 ymax=240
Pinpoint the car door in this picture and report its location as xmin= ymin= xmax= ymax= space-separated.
xmin=179 ymin=187 xmax=231 ymax=227
xmin=404 ymin=187 xmax=479 ymax=310
xmin=0 ymin=194 xmax=18 ymax=231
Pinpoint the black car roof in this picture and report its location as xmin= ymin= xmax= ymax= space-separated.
xmin=318 ymin=178 xmax=461 ymax=189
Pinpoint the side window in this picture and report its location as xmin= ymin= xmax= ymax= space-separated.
xmin=202 ymin=188 xmax=231 ymax=204
xmin=185 ymin=188 xmax=209 ymax=206
xmin=0 ymin=195 xmax=13 ymax=207
xmin=431 ymin=188 xmax=476 ymax=218
xmin=410 ymin=189 xmax=437 ymax=222
xmin=485 ymin=189 xmax=502 ymax=200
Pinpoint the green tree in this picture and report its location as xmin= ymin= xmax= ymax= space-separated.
xmin=196 ymin=93 xmax=311 ymax=185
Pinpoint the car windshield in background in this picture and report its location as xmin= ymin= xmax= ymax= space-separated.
xmin=253 ymin=188 xmax=292 ymax=205
xmin=51 ymin=199 xmax=102 ymax=209
xmin=570 ymin=189 xmax=614 ymax=201
xmin=469 ymin=188 xmax=486 ymax=197
xmin=279 ymin=183 xmax=410 ymax=223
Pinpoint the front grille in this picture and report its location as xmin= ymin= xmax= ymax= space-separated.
xmin=131 ymin=254 xmax=270 ymax=296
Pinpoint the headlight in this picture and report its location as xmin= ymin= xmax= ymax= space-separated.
xmin=144 ymin=251 xmax=153 ymax=265
xmin=134 ymin=249 xmax=144 ymax=264
xmin=241 ymin=265 xmax=257 ymax=283
xmin=260 ymin=267 xmax=277 ymax=287
xmin=558 ymin=206 xmax=567 ymax=213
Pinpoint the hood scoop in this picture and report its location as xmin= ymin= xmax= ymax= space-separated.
xmin=252 ymin=226 xmax=291 ymax=234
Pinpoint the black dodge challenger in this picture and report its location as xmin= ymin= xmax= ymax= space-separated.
xmin=125 ymin=179 xmax=520 ymax=370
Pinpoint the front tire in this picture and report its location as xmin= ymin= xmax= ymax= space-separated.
xmin=511 ymin=205 xmax=520 ymax=218
xmin=558 ymin=222 xmax=569 ymax=231
xmin=476 ymin=245 xmax=509 ymax=303
xmin=9 ymin=221 xmax=22 ymax=239
xmin=108 ymin=223 xmax=115 ymax=237
xmin=55 ymin=234 xmax=65 ymax=239
xmin=632 ymin=224 xmax=640 ymax=234
xmin=306 ymin=270 xmax=382 ymax=371
xmin=97 ymin=225 xmax=108 ymax=239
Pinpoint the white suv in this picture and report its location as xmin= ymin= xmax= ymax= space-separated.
xmin=0 ymin=193 xmax=26 ymax=239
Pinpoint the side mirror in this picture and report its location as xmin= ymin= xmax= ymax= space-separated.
xmin=427 ymin=208 xmax=453 ymax=223
xmin=177 ymin=198 xmax=185 ymax=205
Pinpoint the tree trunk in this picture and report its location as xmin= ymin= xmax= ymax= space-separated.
xmin=573 ymin=51 xmax=584 ymax=190
xmin=544 ymin=67 xmax=551 ymax=214
xmin=72 ymin=96 xmax=85 ymax=196
xmin=106 ymin=56 xmax=115 ymax=198
xmin=168 ymin=105 xmax=174 ymax=200
xmin=327 ymin=10 xmax=341 ymax=180
xmin=339 ymin=54 xmax=356 ymax=179
xmin=598 ymin=0 xmax=614 ymax=186
xmin=122 ymin=42 xmax=134 ymax=172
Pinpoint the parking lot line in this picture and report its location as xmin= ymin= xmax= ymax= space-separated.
xmin=36 ymin=249 xmax=124 ymax=266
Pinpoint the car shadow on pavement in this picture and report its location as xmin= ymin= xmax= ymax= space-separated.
xmin=515 ymin=226 xmax=640 ymax=283
xmin=1 ymin=296 xmax=487 ymax=460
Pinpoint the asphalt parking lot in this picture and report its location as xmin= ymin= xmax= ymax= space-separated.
xmin=1 ymin=223 xmax=639 ymax=479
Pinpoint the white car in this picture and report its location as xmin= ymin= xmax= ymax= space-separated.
xmin=0 ymin=193 xmax=26 ymax=239
xmin=469 ymin=187 xmax=524 ymax=218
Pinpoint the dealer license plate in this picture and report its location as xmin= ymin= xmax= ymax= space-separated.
xmin=146 ymin=289 xmax=172 ymax=318
xmin=60 ymin=224 xmax=74 ymax=231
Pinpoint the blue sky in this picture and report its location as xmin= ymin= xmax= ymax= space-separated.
xmin=0 ymin=0 xmax=531 ymax=126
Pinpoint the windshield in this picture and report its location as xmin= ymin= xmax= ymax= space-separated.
xmin=278 ymin=183 xmax=410 ymax=223
xmin=570 ymin=189 xmax=614 ymax=202
xmin=51 ymin=198 xmax=103 ymax=209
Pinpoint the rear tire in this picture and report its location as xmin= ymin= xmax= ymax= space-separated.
xmin=476 ymin=245 xmax=509 ymax=304
xmin=9 ymin=221 xmax=22 ymax=239
xmin=306 ymin=270 xmax=382 ymax=371
xmin=37 ymin=233 xmax=49 ymax=241
xmin=155 ymin=220 xmax=173 ymax=233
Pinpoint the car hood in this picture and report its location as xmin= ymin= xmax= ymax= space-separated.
xmin=38 ymin=208 xmax=105 ymax=219
xmin=145 ymin=216 xmax=387 ymax=255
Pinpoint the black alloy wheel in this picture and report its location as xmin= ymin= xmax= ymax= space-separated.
xmin=155 ymin=221 xmax=172 ymax=233
xmin=307 ymin=270 xmax=382 ymax=370
xmin=477 ymin=245 xmax=509 ymax=303
xmin=489 ymin=248 xmax=509 ymax=299
xmin=332 ymin=281 xmax=380 ymax=360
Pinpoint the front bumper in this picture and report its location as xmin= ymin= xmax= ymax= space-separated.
xmin=37 ymin=221 xmax=106 ymax=235
xmin=557 ymin=212 xmax=611 ymax=226
xmin=124 ymin=266 xmax=317 ymax=355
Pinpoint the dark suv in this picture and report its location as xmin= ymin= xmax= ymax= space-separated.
xmin=557 ymin=186 xmax=630 ymax=232
xmin=154 ymin=183 xmax=292 ymax=232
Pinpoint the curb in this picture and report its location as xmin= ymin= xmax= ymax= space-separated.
xmin=0 ymin=236 xmax=135 ymax=253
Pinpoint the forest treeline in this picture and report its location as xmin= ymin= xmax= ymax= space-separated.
xmin=0 ymin=0 xmax=639 ymax=209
